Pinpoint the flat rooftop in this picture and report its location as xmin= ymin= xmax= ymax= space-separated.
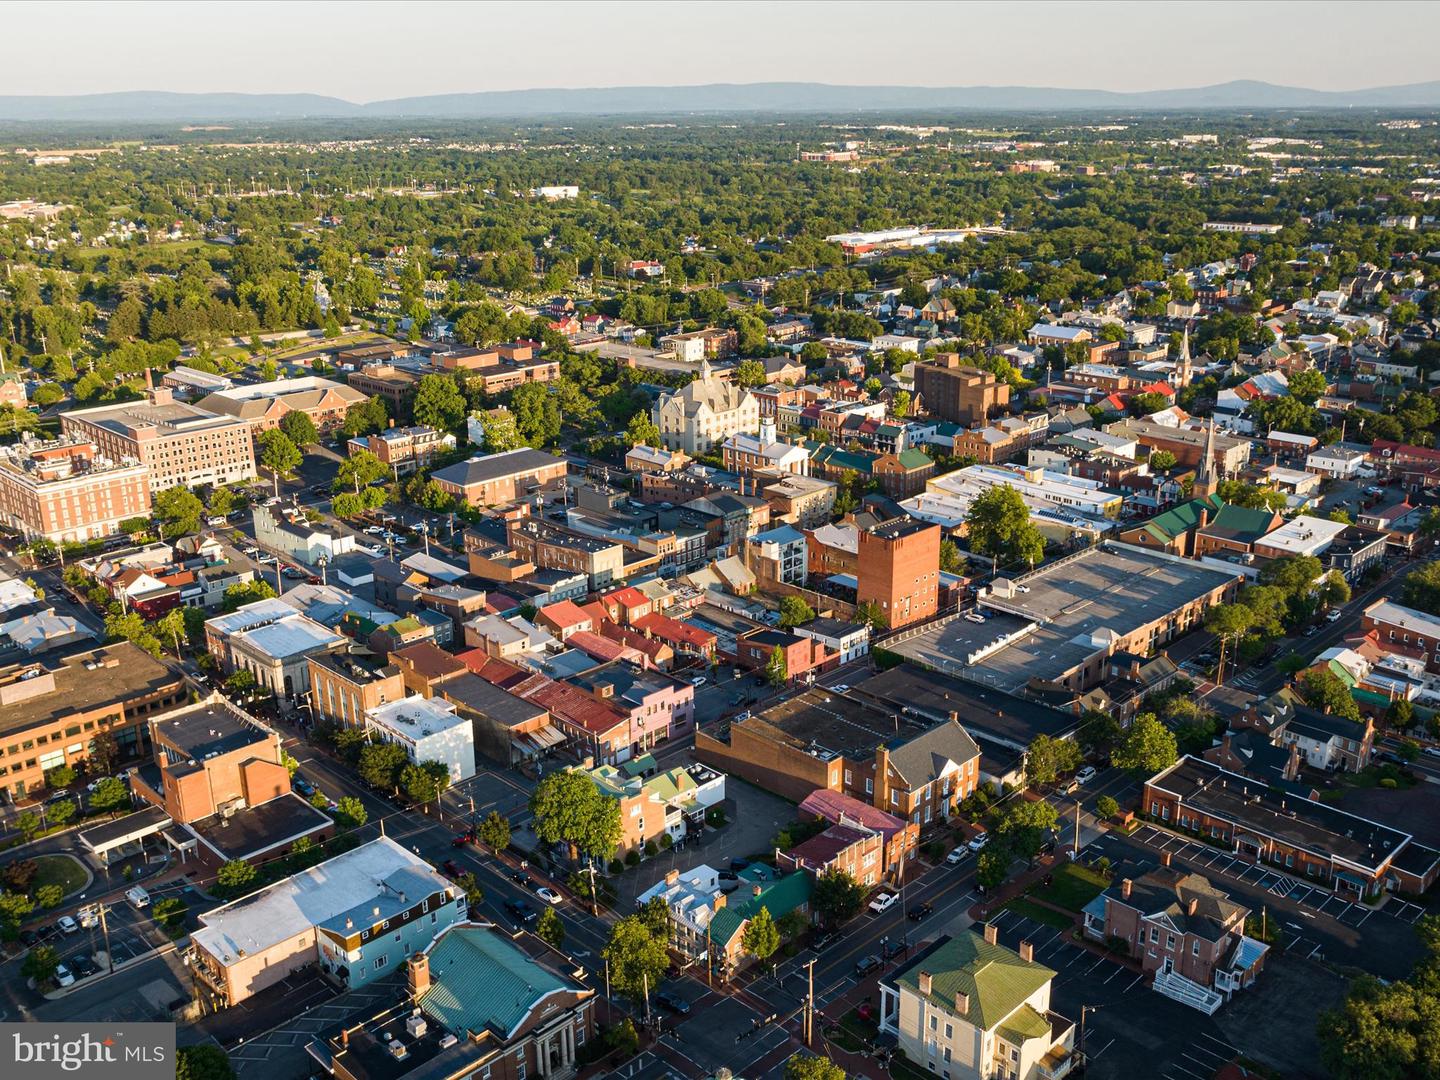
xmin=367 ymin=696 xmax=466 ymax=739
xmin=62 ymin=398 xmax=245 ymax=438
xmin=432 ymin=447 xmax=565 ymax=488
xmin=1147 ymin=756 xmax=1412 ymax=875
xmin=191 ymin=836 xmax=450 ymax=964
xmin=438 ymin=672 xmax=545 ymax=730
xmin=747 ymin=687 xmax=932 ymax=762
xmin=186 ymin=792 xmax=333 ymax=865
xmin=153 ymin=698 xmax=273 ymax=761
xmin=0 ymin=642 xmax=180 ymax=737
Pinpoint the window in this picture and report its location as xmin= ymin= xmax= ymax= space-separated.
xmin=929 ymin=1015 xmax=937 ymax=1031
xmin=865 ymin=778 xmax=873 ymax=795
xmin=575 ymin=1026 xmax=585 ymax=1046
xmin=1166 ymin=935 xmax=1175 ymax=950
xmin=374 ymin=955 xmax=387 ymax=970
xmin=1192 ymin=940 xmax=1200 ymax=957
xmin=944 ymin=1024 xmax=952 ymax=1039
xmin=844 ymin=769 xmax=852 ymax=786
xmin=1149 ymin=927 xmax=1159 ymax=944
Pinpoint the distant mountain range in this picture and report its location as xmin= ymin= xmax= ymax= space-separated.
xmin=3 ymin=80 xmax=1440 ymax=122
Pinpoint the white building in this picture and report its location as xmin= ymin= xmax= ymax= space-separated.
xmin=928 ymin=463 xmax=1123 ymax=519
xmin=530 ymin=185 xmax=579 ymax=200
xmin=653 ymin=359 xmax=760 ymax=455
xmin=1202 ymin=221 xmax=1284 ymax=235
xmin=795 ymin=616 xmax=870 ymax=664
xmin=1252 ymin=515 xmax=1351 ymax=560
xmin=205 ymin=599 xmax=347 ymax=698
xmin=1305 ymin=446 xmax=1369 ymax=480
xmin=365 ymin=696 xmax=476 ymax=783
xmin=252 ymin=504 xmax=359 ymax=567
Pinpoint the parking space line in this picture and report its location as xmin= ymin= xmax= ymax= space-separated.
xmin=1198 ymin=1032 xmax=1241 ymax=1055
xmin=1307 ymin=942 xmax=1323 ymax=959
xmin=1123 ymin=973 xmax=1145 ymax=993
xmin=1088 ymin=1037 xmax=1115 ymax=1061
xmin=1103 ymin=965 xmax=1126 ymax=984
xmin=1086 ymin=955 xmax=1109 ymax=975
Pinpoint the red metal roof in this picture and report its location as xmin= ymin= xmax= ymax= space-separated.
xmin=799 ymin=789 xmax=907 ymax=839
xmin=632 ymin=612 xmax=716 ymax=650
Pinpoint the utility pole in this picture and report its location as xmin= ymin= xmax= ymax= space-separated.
xmin=1074 ymin=798 xmax=1082 ymax=859
xmin=643 ymin=971 xmax=651 ymax=1028
xmin=803 ymin=957 xmax=817 ymax=1046
xmin=99 ymin=903 xmax=114 ymax=974
xmin=706 ymin=921 xmax=713 ymax=988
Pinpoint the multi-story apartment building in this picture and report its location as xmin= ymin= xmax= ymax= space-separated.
xmin=0 ymin=436 xmax=151 ymax=543
xmin=346 ymin=425 xmax=453 ymax=474
xmin=61 ymin=380 xmax=256 ymax=493
xmin=879 ymin=928 xmax=1077 ymax=1080
xmin=188 ymin=837 xmax=461 ymax=1007
xmin=745 ymin=524 xmax=808 ymax=586
xmin=762 ymin=473 xmax=836 ymax=528
xmin=346 ymin=363 xmax=421 ymax=418
xmin=735 ymin=627 xmax=836 ymax=683
xmin=778 ymin=820 xmax=887 ymax=887
xmin=913 ymin=354 xmax=1011 ymax=426
xmin=569 ymin=661 xmax=696 ymax=743
xmin=587 ymin=759 xmax=725 ymax=855
xmin=0 ymin=642 xmax=185 ymax=803
xmin=431 ymin=447 xmax=567 ymax=507
xmin=197 ymin=376 xmax=367 ymax=433
xmin=856 ymin=518 xmax=941 ymax=629
xmin=1361 ymin=599 xmax=1440 ymax=675
xmin=506 ymin=515 xmax=627 ymax=590
xmin=364 ymin=696 xmax=476 ymax=784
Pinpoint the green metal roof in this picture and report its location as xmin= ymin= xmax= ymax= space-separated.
xmin=709 ymin=870 xmax=813 ymax=949
xmin=419 ymin=925 xmax=572 ymax=1038
xmin=896 ymin=448 xmax=934 ymax=469
xmin=996 ymin=1003 xmax=1053 ymax=1044
xmin=1138 ymin=494 xmax=1225 ymax=542
xmin=1205 ymin=503 xmax=1279 ymax=542
xmin=894 ymin=931 xmax=1056 ymax=1032
xmin=622 ymin=754 xmax=658 ymax=778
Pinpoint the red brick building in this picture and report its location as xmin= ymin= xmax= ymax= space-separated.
xmin=734 ymin=628 xmax=837 ymax=684
xmin=778 ymin=822 xmax=887 ymax=888
xmin=856 ymin=518 xmax=940 ymax=629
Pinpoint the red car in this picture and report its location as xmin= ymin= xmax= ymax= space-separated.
xmin=442 ymin=859 xmax=463 ymax=879
xmin=451 ymin=831 xmax=473 ymax=847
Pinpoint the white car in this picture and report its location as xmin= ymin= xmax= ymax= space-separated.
xmin=691 ymin=676 xmax=707 ymax=687
xmin=868 ymin=892 xmax=898 ymax=914
xmin=830 ymin=683 xmax=850 ymax=694
xmin=967 ymin=832 xmax=990 ymax=852
xmin=1326 ymin=609 xmax=1344 ymax=623
xmin=53 ymin=963 xmax=75 ymax=988
xmin=1074 ymin=766 xmax=1097 ymax=786
xmin=57 ymin=915 xmax=79 ymax=935
xmin=535 ymin=887 xmax=562 ymax=905
xmin=125 ymin=885 xmax=150 ymax=909
xmin=963 ymin=611 xmax=987 ymax=624
xmin=946 ymin=847 xmax=967 ymax=865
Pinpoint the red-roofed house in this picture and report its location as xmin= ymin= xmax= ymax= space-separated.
xmin=567 ymin=630 xmax=644 ymax=666
xmin=599 ymin=587 xmax=653 ymax=624
xmin=631 ymin=613 xmax=717 ymax=662
xmin=537 ymin=600 xmax=594 ymax=642
xmin=599 ymin=622 xmax=675 ymax=670
xmin=777 ymin=822 xmax=886 ymax=888
xmin=523 ymin=678 xmax=633 ymax=763
xmin=799 ymin=788 xmax=918 ymax=879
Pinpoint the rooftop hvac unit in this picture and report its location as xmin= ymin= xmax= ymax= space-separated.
xmin=437 ymin=1034 xmax=458 ymax=1050
xmin=405 ymin=1015 xmax=428 ymax=1039
xmin=388 ymin=1040 xmax=409 ymax=1061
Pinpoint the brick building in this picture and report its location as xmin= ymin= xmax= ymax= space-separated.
xmin=913 ymin=354 xmax=1011 ymax=426
xmin=734 ymin=627 xmax=837 ymax=683
xmin=347 ymin=425 xmax=452 ymax=474
xmin=432 ymin=448 xmax=568 ymax=508
xmin=197 ymin=376 xmax=367 ymax=433
xmin=0 ymin=437 xmax=151 ymax=543
xmin=307 ymin=651 xmax=407 ymax=728
xmin=856 ymin=518 xmax=941 ymax=629
xmin=777 ymin=821 xmax=887 ymax=888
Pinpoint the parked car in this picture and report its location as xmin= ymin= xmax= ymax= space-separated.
xmin=967 ymin=832 xmax=990 ymax=853
xmin=854 ymin=954 xmax=882 ymax=977
xmin=1424 ymin=746 xmax=1440 ymax=759
xmin=907 ymin=902 xmax=933 ymax=922
xmin=442 ymin=860 xmax=463 ymax=879
xmin=53 ymin=963 xmax=75 ymax=988
xmin=691 ymin=676 xmax=707 ymax=687
xmin=946 ymin=847 xmax=967 ymax=866
xmin=125 ymin=886 xmax=150 ymax=908
xmin=963 ymin=611 xmax=987 ymax=624
xmin=69 ymin=954 xmax=100 ymax=978
xmin=810 ymin=931 xmax=840 ymax=952
xmin=292 ymin=777 xmax=316 ymax=797
xmin=57 ymin=916 xmax=79 ymax=935
xmin=452 ymin=830 xmax=474 ymax=847
xmin=830 ymin=683 xmax=850 ymax=694
xmin=535 ymin=887 xmax=562 ymax=905
xmin=1326 ymin=609 xmax=1344 ymax=622
xmin=504 ymin=899 xmax=537 ymax=924
xmin=1074 ymin=766 xmax=1097 ymax=786
xmin=655 ymin=990 xmax=692 ymax=1015
xmin=868 ymin=892 xmax=898 ymax=914
xmin=509 ymin=869 xmax=533 ymax=888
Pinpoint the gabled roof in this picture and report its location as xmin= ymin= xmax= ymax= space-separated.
xmin=887 ymin=720 xmax=982 ymax=788
xmin=707 ymin=870 xmax=812 ymax=949
xmin=1198 ymin=503 xmax=1281 ymax=544
xmin=1134 ymin=493 xmax=1225 ymax=543
xmin=419 ymin=923 xmax=580 ymax=1039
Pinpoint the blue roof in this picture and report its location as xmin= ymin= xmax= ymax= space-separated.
xmin=752 ymin=524 xmax=806 ymax=545
xmin=420 ymin=924 xmax=579 ymax=1038
xmin=1231 ymin=935 xmax=1269 ymax=971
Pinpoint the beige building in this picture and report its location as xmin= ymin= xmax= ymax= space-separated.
xmin=881 ymin=928 xmax=1077 ymax=1080
xmin=653 ymin=360 xmax=760 ymax=455
xmin=197 ymin=376 xmax=367 ymax=433
xmin=0 ymin=437 xmax=151 ymax=543
xmin=61 ymin=379 xmax=256 ymax=493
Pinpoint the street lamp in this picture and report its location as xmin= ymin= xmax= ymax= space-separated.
xmin=317 ymin=553 xmax=329 ymax=587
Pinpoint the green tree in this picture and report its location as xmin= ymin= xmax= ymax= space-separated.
xmin=479 ymin=810 xmax=511 ymax=853
xmin=156 ymin=607 xmax=187 ymax=656
xmin=777 ymin=596 xmax=815 ymax=629
xmin=785 ymin=1054 xmax=847 ymax=1080
xmin=1112 ymin=713 xmax=1178 ymax=776
xmin=625 ymin=411 xmax=661 ymax=448
xmin=279 ymin=410 xmax=319 ymax=447
xmin=175 ymin=1046 xmax=237 ymax=1080
xmin=996 ymin=799 xmax=1060 ymax=858
xmin=44 ymin=764 xmax=76 ymax=790
xmin=939 ymin=539 xmax=966 ymax=575
xmin=511 ymin=382 xmax=562 ymax=446
xmin=1299 ymin=669 xmax=1362 ymax=723
xmin=257 ymin=429 xmax=302 ymax=482
xmin=1204 ymin=602 xmax=1254 ymax=684
xmin=14 ymin=811 xmax=41 ymax=842
xmin=537 ymin=905 xmax=565 ymax=949
xmin=1024 ymin=734 xmax=1082 ymax=787
xmin=742 ymin=905 xmax=782 ymax=969
xmin=413 ymin=373 xmax=467 ymax=431
xmin=224 ymin=670 xmax=257 ymax=696
xmin=603 ymin=915 xmax=669 ymax=1001
xmin=765 ymin=645 xmax=789 ymax=687
xmin=854 ymin=600 xmax=888 ymax=632
xmin=103 ymin=610 xmax=163 ymax=658
xmin=334 ymin=448 xmax=390 ymax=493
xmin=46 ymin=799 xmax=76 ymax=827
xmin=358 ymin=742 xmax=410 ymax=792
xmin=342 ymin=396 xmax=390 ymax=439
xmin=153 ymin=896 xmax=187 ymax=935
xmin=1096 ymin=795 xmax=1120 ymax=820
xmin=530 ymin=770 xmax=623 ymax=862
xmin=1287 ymin=368 xmax=1328 ymax=405
xmin=891 ymin=390 xmax=912 ymax=418
xmin=1149 ymin=449 xmax=1177 ymax=472
xmin=88 ymin=776 xmax=131 ymax=814
xmin=216 ymin=859 xmax=258 ymax=895
xmin=153 ymin=484 xmax=204 ymax=538
xmin=455 ymin=871 xmax=483 ymax=906
xmin=334 ymin=795 xmax=368 ymax=829
xmin=1401 ymin=561 xmax=1440 ymax=615
xmin=1319 ymin=570 xmax=1351 ymax=610
xmin=35 ymin=884 xmax=62 ymax=909
xmin=222 ymin=579 xmax=276 ymax=612
xmin=965 ymin=484 xmax=1045 ymax=570
xmin=733 ymin=359 xmax=767 ymax=388
xmin=22 ymin=944 xmax=60 ymax=987
xmin=976 ymin=846 xmax=1011 ymax=892
xmin=811 ymin=867 xmax=865 ymax=927
xmin=208 ymin=486 xmax=238 ymax=516
xmin=0 ymin=890 xmax=35 ymax=934
xmin=478 ymin=409 xmax=523 ymax=452
xmin=400 ymin=760 xmax=452 ymax=805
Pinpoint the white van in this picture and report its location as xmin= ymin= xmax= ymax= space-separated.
xmin=125 ymin=885 xmax=150 ymax=909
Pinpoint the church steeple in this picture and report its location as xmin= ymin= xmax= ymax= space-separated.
xmin=1176 ymin=324 xmax=1193 ymax=388
xmin=1193 ymin=416 xmax=1220 ymax=497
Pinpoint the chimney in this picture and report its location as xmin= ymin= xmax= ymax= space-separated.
xmin=954 ymin=991 xmax=970 ymax=1016
xmin=1161 ymin=851 xmax=1173 ymax=868
xmin=1019 ymin=940 xmax=1034 ymax=963
xmin=665 ymin=869 xmax=680 ymax=886
xmin=1187 ymin=897 xmax=1200 ymax=917
xmin=918 ymin=971 xmax=933 ymax=995
xmin=406 ymin=953 xmax=430 ymax=1000
xmin=712 ymin=891 xmax=726 ymax=911
xmin=874 ymin=745 xmax=890 ymax=809
xmin=983 ymin=923 xmax=998 ymax=945
xmin=752 ymin=883 xmax=763 ymax=897
xmin=341 ymin=1028 xmax=349 ymax=1049
xmin=1122 ymin=877 xmax=1133 ymax=899
xmin=948 ymin=710 xmax=959 ymax=724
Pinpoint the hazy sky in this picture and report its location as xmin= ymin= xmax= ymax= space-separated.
xmin=4 ymin=0 xmax=1438 ymax=99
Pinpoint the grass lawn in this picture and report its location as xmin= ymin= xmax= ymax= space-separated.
xmin=1026 ymin=862 xmax=1110 ymax=914
xmin=1003 ymin=897 xmax=1074 ymax=930
xmin=31 ymin=854 xmax=87 ymax=897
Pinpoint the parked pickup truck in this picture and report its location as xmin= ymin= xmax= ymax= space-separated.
xmin=868 ymin=891 xmax=898 ymax=914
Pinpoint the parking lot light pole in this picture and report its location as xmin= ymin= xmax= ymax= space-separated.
xmin=99 ymin=903 xmax=114 ymax=974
